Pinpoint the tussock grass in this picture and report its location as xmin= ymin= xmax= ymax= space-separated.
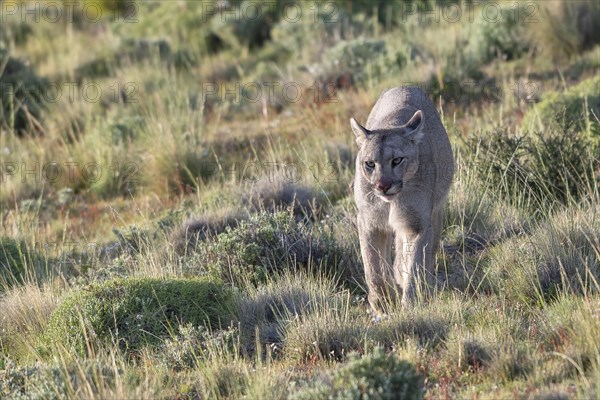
xmin=0 ymin=282 xmax=61 ymax=362
xmin=236 ymin=270 xmax=338 ymax=352
xmin=2 ymin=1 xmax=600 ymax=398
xmin=486 ymin=202 xmax=600 ymax=303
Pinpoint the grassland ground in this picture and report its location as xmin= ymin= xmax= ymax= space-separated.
xmin=1 ymin=1 xmax=600 ymax=398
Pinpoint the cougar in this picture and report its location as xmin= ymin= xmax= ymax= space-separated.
xmin=351 ymin=86 xmax=454 ymax=311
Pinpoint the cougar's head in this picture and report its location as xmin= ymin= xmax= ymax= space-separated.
xmin=350 ymin=110 xmax=424 ymax=202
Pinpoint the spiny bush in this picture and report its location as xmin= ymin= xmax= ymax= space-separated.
xmin=44 ymin=277 xmax=234 ymax=356
xmin=290 ymin=347 xmax=424 ymax=400
xmin=0 ymin=47 xmax=47 ymax=136
xmin=185 ymin=212 xmax=359 ymax=289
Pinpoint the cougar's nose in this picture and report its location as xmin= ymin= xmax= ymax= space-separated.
xmin=376 ymin=181 xmax=392 ymax=193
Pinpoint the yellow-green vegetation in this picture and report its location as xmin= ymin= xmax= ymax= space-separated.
xmin=0 ymin=237 xmax=43 ymax=290
xmin=1 ymin=0 xmax=600 ymax=398
xmin=522 ymin=75 xmax=600 ymax=136
xmin=184 ymin=212 xmax=359 ymax=288
xmin=43 ymin=277 xmax=234 ymax=356
xmin=290 ymin=347 xmax=425 ymax=399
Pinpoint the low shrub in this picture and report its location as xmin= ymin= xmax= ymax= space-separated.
xmin=185 ymin=212 xmax=359 ymax=289
xmin=1 ymin=359 xmax=69 ymax=400
xmin=0 ymin=358 xmax=117 ymax=400
xmin=290 ymin=347 xmax=424 ymax=400
xmin=44 ymin=277 xmax=234 ymax=356
xmin=466 ymin=5 xmax=530 ymax=64
xmin=172 ymin=209 xmax=246 ymax=255
xmin=318 ymin=38 xmax=403 ymax=87
xmin=154 ymin=324 xmax=238 ymax=371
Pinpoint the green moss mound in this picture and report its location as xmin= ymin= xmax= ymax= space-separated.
xmin=291 ymin=348 xmax=424 ymax=400
xmin=522 ymin=75 xmax=600 ymax=137
xmin=44 ymin=277 xmax=234 ymax=356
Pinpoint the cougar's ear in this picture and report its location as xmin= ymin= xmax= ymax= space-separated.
xmin=404 ymin=110 xmax=424 ymax=144
xmin=350 ymin=117 xmax=370 ymax=147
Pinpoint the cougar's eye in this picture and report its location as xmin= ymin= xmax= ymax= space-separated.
xmin=365 ymin=161 xmax=375 ymax=169
xmin=392 ymin=157 xmax=404 ymax=166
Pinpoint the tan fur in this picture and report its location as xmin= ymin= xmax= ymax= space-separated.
xmin=351 ymin=86 xmax=454 ymax=311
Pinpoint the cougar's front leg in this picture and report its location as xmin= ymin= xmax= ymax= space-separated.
xmin=396 ymin=223 xmax=434 ymax=306
xmin=431 ymin=206 xmax=444 ymax=262
xmin=357 ymin=218 xmax=394 ymax=312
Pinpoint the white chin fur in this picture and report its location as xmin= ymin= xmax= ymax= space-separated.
xmin=376 ymin=193 xmax=398 ymax=202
